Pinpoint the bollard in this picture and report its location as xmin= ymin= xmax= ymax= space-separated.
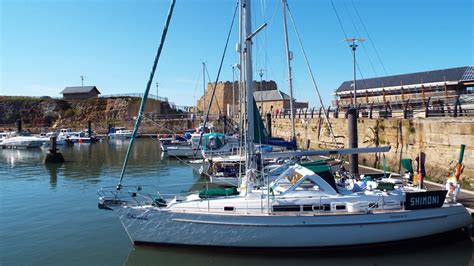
xmin=44 ymin=136 xmax=65 ymax=163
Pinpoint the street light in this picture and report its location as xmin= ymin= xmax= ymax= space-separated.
xmin=80 ymin=75 xmax=86 ymax=87
xmin=345 ymin=38 xmax=365 ymax=108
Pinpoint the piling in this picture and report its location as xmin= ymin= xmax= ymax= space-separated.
xmin=347 ymin=108 xmax=359 ymax=176
xmin=16 ymin=119 xmax=22 ymax=132
xmin=44 ymin=136 xmax=65 ymax=163
xmin=88 ymin=120 xmax=92 ymax=137
xmin=223 ymin=115 xmax=227 ymax=135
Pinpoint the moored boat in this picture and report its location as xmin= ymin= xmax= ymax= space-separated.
xmin=0 ymin=135 xmax=44 ymax=149
xmin=98 ymin=0 xmax=472 ymax=248
xmin=108 ymin=127 xmax=134 ymax=139
xmin=99 ymin=162 xmax=472 ymax=247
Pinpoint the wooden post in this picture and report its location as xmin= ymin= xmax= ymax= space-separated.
xmin=403 ymin=99 xmax=410 ymax=119
xmin=444 ymin=76 xmax=448 ymax=98
xmin=16 ymin=119 xmax=22 ymax=133
xmin=425 ymin=97 xmax=431 ymax=118
xmin=421 ymin=82 xmax=426 ymax=106
xmin=369 ymin=102 xmax=374 ymax=119
xmin=88 ymin=120 xmax=92 ymax=137
xmin=400 ymin=81 xmax=404 ymax=101
xmin=453 ymin=96 xmax=460 ymax=117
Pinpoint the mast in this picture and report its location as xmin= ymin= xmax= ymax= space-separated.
xmin=202 ymin=61 xmax=206 ymax=115
xmin=281 ymin=0 xmax=296 ymax=142
xmin=243 ymin=0 xmax=255 ymax=170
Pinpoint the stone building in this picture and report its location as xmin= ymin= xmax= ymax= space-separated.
xmin=61 ymin=86 xmax=101 ymax=100
xmin=196 ymin=80 xmax=308 ymax=116
xmin=333 ymin=66 xmax=474 ymax=114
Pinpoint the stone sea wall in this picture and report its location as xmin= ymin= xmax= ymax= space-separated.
xmin=271 ymin=116 xmax=474 ymax=189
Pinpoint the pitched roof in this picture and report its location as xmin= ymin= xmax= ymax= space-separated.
xmin=253 ymin=90 xmax=291 ymax=101
xmin=60 ymin=86 xmax=101 ymax=94
xmin=336 ymin=66 xmax=472 ymax=93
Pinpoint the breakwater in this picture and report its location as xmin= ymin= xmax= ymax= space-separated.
xmin=271 ymin=116 xmax=474 ymax=189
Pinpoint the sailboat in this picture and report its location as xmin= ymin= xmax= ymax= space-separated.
xmin=98 ymin=0 xmax=472 ymax=247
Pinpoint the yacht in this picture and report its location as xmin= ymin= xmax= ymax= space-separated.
xmin=98 ymin=160 xmax=471 ymax=247
xmin=108 ymin=127 xmax=134 ymax=139
xmin=0 ymin=135 xmax=44 ymax=149
xmin=98 ymin=0 xmax=472 ymax=248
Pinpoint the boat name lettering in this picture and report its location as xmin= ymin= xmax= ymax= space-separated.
xmin=405 ymin=191 xmax=446 ymax=210
xmin=126 ymin=213 xmax=149 ymax=220
xmin=410 ymin=196 xmax=439 ymax=206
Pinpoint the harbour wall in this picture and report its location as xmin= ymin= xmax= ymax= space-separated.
xmin=271 ymin=116 xmax=474 ymax=190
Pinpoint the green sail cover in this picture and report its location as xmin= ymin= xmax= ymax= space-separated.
xmin=199 ymin=187 xmax=239 ymax=199
xmin=301 ymin=160 xmax=331 ymax=174
xmin=253 ymin=99 xmax=269 ymax=143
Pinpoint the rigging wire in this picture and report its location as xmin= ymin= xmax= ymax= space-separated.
xmin=204 ymin=65 xmax=223 ymax=116
xmin=285 ymin=2 xmax=339 ymax=147
xmin=117 ymin=0 xmax=176 ymax=188
xmin=342 ymin=0 xmax=378 ymax=76
xmin=329 ymin=0 xmax=369 ymax=91
xmin=350 ymin=0 xmax=389 ymax=75
xmin=142 ymin=116 xmax=238 ymax=187
xmin=194 ymin=1 xmax=239 ymax=157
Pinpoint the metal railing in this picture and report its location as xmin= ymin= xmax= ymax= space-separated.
xmin=265 ymin=95 xmax=473 ymax=120
xmin=99 ymin=93 xmax=169 ymax=102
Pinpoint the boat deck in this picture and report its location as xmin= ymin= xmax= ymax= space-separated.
xmin=311 ymin=156 xmax=474 ymax=214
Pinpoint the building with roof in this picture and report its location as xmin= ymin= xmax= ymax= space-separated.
xmin=196 ymin=80 xmax=308 ymax=116
xmin=333 ymin=66 xmax=474 ymax=117
xmin=61 ymin=86 xmax=101 ymax=100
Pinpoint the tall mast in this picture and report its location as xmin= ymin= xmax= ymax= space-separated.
xmin=243 ymin=0 xmax=255 ymax=169
xmin=202 ymin=61 xmax=206 ymax=115
xmin=281 ymin=0 xmax=296 ymax=142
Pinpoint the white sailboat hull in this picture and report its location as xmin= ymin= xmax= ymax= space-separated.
xmin=114 ymin=204 xmax=471 ymax=247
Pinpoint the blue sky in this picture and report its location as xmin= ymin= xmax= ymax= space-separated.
xmin=1 ymin=0 xmax=472 ymax=107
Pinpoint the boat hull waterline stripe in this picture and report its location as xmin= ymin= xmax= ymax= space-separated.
xmin=171 ymin=214 xmax=449 ymax=227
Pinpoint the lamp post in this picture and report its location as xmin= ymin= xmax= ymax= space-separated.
xmin=155 ymin=82 xmax=159 ymax=99
xmin=80 ymin=75 xmax=86 ymax=87
xmin=345 ymin=38 xmax=365 ymax=108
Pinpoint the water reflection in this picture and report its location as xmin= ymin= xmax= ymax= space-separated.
xmin=125 ymin=232 xmax=473 ymax=266
xmin=0 ymin=148 xmax=44 ymax=167
xmin=44 ymin=163 xmax=60 ymax=189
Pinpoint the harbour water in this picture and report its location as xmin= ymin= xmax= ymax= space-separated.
xmin=1 ymin=139 xmax=472 ymax=266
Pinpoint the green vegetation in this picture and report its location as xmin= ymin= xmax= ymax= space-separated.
xmin=0 ymin=96 xmax=46 ymax=102
xmin=64 ymin=108 xmax=77 ymax=118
